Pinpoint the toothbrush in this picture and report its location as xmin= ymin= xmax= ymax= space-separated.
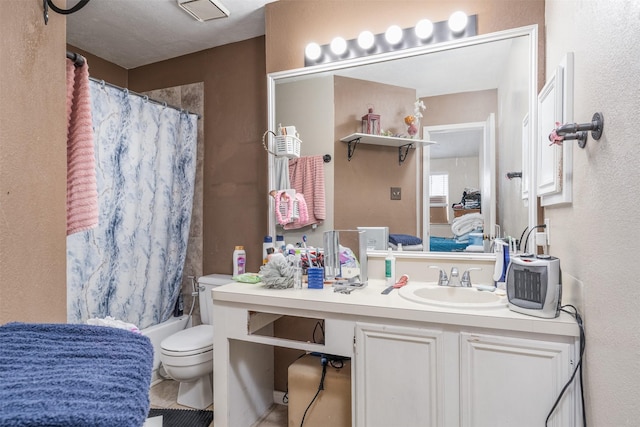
xmin=381 ymin=274 xmax=409 ymax=294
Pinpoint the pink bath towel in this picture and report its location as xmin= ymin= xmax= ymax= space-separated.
xmin=66 ymin=58 xmax=98 ymax=235
xmin=285 ymin=155 xmax=326 ymax=230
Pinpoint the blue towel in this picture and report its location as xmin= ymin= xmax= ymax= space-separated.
xmin=0 ymin=322 xmax=153 ymax=427
xmin=389 ymin=234 xmax=423 ymax=246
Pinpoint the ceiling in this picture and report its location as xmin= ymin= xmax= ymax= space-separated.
xmin=66 ymin=0 xmax=277 ymax=69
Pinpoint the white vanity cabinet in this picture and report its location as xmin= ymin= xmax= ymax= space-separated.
xmin=212 ymin=282 xmax=581 ymax=427
xmin=459 ymin=332 xmax=575 ymax=427
xmin=353 ymin=322 xmax=577 ymax=427
xmin=354 ymin=322 xmax=448 ymax=427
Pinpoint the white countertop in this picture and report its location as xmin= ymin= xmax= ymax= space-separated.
xmin=212 ymin=279 xmax=580 ymax=337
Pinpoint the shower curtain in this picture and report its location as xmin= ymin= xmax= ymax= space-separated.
xmin=67 ymin=81 xmax=198 ymax=330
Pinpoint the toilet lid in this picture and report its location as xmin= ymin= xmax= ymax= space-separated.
xmin=161 ymin=324 xmax=214 ymax=353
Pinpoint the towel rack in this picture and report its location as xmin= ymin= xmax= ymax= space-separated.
xmin=43 ymin=0 xmax=91 ymax=25
xmin=66 ymin=51 xmax=85 ymax=67
xmin=549 ymin=112 xmax=604 ymax=148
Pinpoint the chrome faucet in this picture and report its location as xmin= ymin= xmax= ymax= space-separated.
xmin=461 ymin=268 xmax=482 ymax=287
xmin=449 ymin=267 xmax=460 ymax=286
xmin=429 ymin=266 xmax=449 ymax=286
xmin=430 ymin=266 xmax=482 ymax=287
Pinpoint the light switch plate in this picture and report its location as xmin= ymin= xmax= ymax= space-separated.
xmin=391 ymin=187 xmax=401 ymax=200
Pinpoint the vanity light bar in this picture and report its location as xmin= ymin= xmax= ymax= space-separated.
xmin=304 ymin=13 xmax=477 ymax=66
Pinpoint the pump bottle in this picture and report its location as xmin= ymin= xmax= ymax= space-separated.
xmin=385 ymin=248 xmax=396 ymax=285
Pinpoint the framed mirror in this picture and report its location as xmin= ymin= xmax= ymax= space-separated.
xmin=267 ymin=26 xmax=538 ymax=257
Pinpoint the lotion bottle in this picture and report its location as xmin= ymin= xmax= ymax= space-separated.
xmin=293 ymin=249 xmax=303 ymax=289
xmin=233 ymin=246 xmax=246 ymax=276
xmin=385 ymin=248 xmax=396 ymax=285
xmin=262 ymin=236 xmax=274 ymax=265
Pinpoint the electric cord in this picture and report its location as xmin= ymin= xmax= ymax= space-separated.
xmin=545 ymin=305 xmax=586 ymax=427
xmin=283 ymin=322 xmax=327 ymax=405
xmin=522 ymin=224 xmax=546 ymax=253
xmin=299 ymin=356 xmax=328 ymax=427
xmin=312 ymin=320 xmax=325 ymax=344
xmin=517 ymin=225 xmax=529 ymax=251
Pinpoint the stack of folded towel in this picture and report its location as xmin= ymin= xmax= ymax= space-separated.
xmin=451 ymin=213 xmax=483 ymax=242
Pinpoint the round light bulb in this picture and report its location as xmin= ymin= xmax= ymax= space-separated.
xmin=357 ymin=30 xmax=375 ymax=50
xmin=305 ymin=42 xmax=322 ymax=61
xmin=415 ymin=19 xmax=434 ymax=40
xmin=448 ymin=11 xmax=468 ymax=34
xmin=330 ymin=37 xmax=347 ymax=56
xmin=385 ymin=25 xmax=403 ymax=45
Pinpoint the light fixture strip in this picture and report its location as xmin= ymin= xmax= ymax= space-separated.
xmin=305 ymin=14 xmax=477 ymax=66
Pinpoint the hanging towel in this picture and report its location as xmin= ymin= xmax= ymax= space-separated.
xmin=66 ymin=58 xmax=98 ymax=235
xmin=285 ymin=155 xmax=326 ymax=230
xmin=274 ymin=157 xmax=291 ymax=191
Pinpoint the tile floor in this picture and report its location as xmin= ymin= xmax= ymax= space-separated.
xmin=149 ymin=379 xmax=287 ymax=427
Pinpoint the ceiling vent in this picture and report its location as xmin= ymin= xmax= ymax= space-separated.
xmin=177 ymin=0 xmax=230 ymax=22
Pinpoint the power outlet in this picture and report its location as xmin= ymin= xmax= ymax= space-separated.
xmin=390 ymin=187 xmax=401 ymax=200
xmin=544 ymin=218 xmax=551 ymax=246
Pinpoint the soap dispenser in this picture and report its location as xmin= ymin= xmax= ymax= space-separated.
xmin=385 ymin=248 xmax=396 ymax=285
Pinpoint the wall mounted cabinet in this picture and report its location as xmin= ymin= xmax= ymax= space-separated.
xmin=537 ymin=53 xmax=574 ymax=206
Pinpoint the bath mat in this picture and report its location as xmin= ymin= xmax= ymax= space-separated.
xmin=147 ymin=408 xmax=213 ymax=427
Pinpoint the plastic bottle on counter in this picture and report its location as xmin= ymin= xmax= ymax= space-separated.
xmin=276 ymin=235 xmax=286 ymax=253
xmin=293 ymin=249 xmax=303 ymax=289
xmin=263 ymin=236 xmax=274 ymax=265
xmin=385 ymin=248 xmax=396 ymax=285
xmin=233 ymin=246 xmax=246 ymax=276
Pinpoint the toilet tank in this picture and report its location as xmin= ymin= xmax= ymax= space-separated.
xmin=197 ymin=274 xmax=233 ymax=325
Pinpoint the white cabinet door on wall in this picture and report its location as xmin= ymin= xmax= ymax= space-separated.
xmin=459 ymin=332 xmax=575 ymax=427
xmin=354 ymin=322 xmax=445 ymax=427
xmin=537 ymin=52 xmax=575 ymax=205
xmin=536 ymin=67 xmax=564 ymax=196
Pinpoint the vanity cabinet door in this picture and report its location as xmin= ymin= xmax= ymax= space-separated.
xmin=459 ymin=332 xmax=575 ymax=427
xmin=354 ymin=322 xmax=446 ymax=427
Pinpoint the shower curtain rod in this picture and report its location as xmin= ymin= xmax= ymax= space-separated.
xmin=66 ymin=51 xmax=85 ymax=67
xmin=65 ymin=51 xmax=200 ymax=119
xmin=88 ymin=77 xmax=202 ymax=119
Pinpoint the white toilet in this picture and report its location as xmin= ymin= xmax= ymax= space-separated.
xmin=159 ymin=274 xmax=231 ymax=409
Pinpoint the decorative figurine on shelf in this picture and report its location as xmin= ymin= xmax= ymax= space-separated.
xmin=404 ymin=99 xmax=426 ymax=139
xmin=361 ymin=106 xmax=380 ymax=135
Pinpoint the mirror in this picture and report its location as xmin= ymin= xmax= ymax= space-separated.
xmin=267 ymin=26 xmax=537 ymax=255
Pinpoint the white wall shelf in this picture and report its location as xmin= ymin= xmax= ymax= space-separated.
xmin=340 ymin=133 xmax=435 ymax=164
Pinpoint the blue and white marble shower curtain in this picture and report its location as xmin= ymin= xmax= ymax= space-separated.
xmin=67 ymin=81 xmax=198 ymax=330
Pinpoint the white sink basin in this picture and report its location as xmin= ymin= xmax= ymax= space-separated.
xmin=398 ymin=284 xmax=507 ymax=310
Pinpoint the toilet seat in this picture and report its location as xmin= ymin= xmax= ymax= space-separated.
xmin=161 ymin=324 xmax=214 ymax=357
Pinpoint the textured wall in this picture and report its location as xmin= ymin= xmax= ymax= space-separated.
xmin=265 ymin=0 xmax=545 ymax=88
xmin=545 ymin=1 xmax=640 ymax=425
xmin=128 ymin=38 xmax=268 ymax=275
xmin=0 ymin=1 xmax=67 ymax=323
